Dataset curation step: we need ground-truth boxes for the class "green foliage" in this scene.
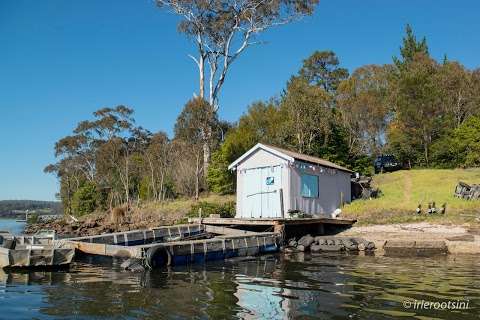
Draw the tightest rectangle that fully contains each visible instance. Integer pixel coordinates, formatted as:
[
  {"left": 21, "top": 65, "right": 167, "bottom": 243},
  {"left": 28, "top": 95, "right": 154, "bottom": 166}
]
[
  {"left": 138, "top": 176, "right": 152, "bottom": 201},
  {"left": 337, "top": 64, "right": 393, "bottom": 156},
  {"left": 350, "top": 155, "right": 375, "bottom": 176},
  {"left": 71, "top": 182, "right": 99, "bottom": 217},
  {"left": 207, "top": 149, "right": 235, "bottom": 194},
  {"left": 299, "top": 50, "right": 349, "bottom": 93},
  {"left": 432, "top": 116, "right": 480, "bottom": 168},
  {"left": 27, "top": 213, "right": 40, "bottom": 224},
  {"left": 385, "top": 122, "right": 418, "bottom": 167},
  {"left": 393, "top": 24, "right": 429, "bottom": 70},
  {"left": 188, "top": 201, "right": 236, "bottom": 218},
  {"left": 393, "top": 53, "right": 441, "bottom": 167},
  {"left": 456, "top": 117, "right": 480, "bottom": 167},
  {"left": 387, "top": 36, "right": 479, "bottom": 169},
  {"left": 174, "top": 97, "right": 218, "bottom": 144},
  {"left": 280, "top": 76, "right": 332, "bottom": 155}
]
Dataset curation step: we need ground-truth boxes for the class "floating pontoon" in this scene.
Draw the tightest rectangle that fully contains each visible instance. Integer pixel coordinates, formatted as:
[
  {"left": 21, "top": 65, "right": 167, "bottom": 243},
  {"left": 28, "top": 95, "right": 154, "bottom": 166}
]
[
  {"left": 64, "top": 224, "right": 280, "bottom": 267},
  {"left": 0, "top": 231, "right": 74, "bottom": 269}
]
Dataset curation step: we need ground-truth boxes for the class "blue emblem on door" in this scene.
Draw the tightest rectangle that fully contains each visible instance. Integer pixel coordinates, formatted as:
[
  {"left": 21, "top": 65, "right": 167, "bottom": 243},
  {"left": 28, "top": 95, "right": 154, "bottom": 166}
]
[{"left": 266, "top": 177, "right": 275, "bottom": 185}]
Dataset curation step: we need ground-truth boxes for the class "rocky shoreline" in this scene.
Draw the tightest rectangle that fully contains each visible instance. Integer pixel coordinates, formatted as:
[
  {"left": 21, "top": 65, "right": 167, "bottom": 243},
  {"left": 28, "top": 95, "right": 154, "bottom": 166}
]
[
  {"left": 25, "top": 211, "right": 180, "bottom": 238},
  {"left": 282, "top": 234, "right": 376, "bottom": 253}
]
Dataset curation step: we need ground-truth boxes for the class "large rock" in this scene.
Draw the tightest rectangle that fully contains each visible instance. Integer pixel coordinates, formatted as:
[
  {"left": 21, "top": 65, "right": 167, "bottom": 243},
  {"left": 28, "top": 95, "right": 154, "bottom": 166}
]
[
  {"left": 316, "top": 237, "right": 327, "bottom": 245},
  {"left": 344, "top": 240, "right": 358, "bottom": 251},
  {"left": 365, "top": 241, "right": 376, "bottom": 251},
  {"left": 288, "top": 239, "right": 298, "bottom": 247},
  {"left": 310, "top": 244, "right": 322, "bottom": 252},
  {"left": 297, "top": 245, "right": 305, "bottom": 252},
  {"left": 298, "top": 234, "right": 315, "bottom": 248}
]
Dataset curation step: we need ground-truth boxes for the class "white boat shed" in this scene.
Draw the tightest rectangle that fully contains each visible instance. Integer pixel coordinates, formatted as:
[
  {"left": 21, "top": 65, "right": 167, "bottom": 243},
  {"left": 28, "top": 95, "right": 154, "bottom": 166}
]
[{"left": 228, "top": 143, "right": 353, "bottom": 219}]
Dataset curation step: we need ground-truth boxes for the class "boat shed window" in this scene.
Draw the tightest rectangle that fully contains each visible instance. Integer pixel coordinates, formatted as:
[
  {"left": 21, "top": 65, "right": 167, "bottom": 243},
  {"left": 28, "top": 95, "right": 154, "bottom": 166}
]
[{"left": 301, "top": 174, "right": 319, "bottom": 198}]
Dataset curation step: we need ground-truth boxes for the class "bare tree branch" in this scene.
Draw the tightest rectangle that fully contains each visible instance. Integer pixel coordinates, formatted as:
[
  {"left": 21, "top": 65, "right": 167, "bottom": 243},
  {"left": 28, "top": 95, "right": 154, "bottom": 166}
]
[{"left": 155, "top": 0, "right": 318, "bottom": 109}]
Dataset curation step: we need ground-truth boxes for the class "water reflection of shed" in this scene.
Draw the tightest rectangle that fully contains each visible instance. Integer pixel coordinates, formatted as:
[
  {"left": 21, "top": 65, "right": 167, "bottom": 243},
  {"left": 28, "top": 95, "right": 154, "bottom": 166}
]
[{"left": 229, "top": 143, "right": 353, "bottom": 219}]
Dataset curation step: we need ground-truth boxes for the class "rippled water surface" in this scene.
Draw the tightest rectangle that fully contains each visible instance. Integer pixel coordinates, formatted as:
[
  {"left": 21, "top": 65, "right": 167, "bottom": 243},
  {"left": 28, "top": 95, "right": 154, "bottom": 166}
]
[
  {"left": 0, "top": 220, "right": 478, "bottom": 320},
  {"left": 0, "top": 218, "right": 26, "bottom": 235}
]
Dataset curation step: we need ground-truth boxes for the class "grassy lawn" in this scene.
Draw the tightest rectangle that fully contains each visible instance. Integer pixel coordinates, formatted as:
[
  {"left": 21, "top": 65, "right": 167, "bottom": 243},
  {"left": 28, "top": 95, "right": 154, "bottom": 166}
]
[{"left": 342, "top": 169, "right": 480, "bottom": 226}]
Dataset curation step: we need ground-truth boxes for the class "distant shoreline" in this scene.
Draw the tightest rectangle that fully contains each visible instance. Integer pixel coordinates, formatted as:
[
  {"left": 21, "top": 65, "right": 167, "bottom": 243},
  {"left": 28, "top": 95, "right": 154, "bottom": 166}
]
[{"left": 0, "top": 213, "right": 27, "bottom": 219}]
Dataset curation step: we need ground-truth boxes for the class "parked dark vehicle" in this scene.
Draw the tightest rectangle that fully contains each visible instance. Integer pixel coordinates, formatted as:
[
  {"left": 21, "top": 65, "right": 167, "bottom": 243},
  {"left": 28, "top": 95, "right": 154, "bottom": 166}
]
[{"left": 374, "top": 155, "right": 402, "bottom": 174}]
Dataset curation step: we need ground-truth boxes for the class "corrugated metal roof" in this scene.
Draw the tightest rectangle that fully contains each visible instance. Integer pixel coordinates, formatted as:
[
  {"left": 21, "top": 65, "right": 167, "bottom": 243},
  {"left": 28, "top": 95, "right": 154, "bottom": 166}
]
[{"left": 262, "top": 144, "right": 353, "bottom": 173}]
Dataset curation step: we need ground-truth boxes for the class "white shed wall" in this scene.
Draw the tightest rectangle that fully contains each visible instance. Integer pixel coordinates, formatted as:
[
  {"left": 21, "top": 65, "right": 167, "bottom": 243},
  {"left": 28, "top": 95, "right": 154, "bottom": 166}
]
[{"left": 288, "top": 162, "right": 351, "bottom": 216}]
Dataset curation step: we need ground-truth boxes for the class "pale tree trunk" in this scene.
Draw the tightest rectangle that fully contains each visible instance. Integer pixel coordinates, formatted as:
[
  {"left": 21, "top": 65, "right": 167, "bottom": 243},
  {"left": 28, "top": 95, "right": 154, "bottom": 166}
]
[
  {"left": 199, "top": 53, "right": 205, "bottom": 99},
  {"left": 195, "top": 152, "right": 201, "bottom": 201},
  {"left": 159, "top": 171, "right": 165, "bottom": 201},
  {"left": 208, "top": 55, "right": 218, "bottom": 109},
  {"left": 146, "top": 154, "right": 158, "bottom": 200},
  {"left": 190, "top": 35, "right": 206, "bottom": 100},
  {"left": 424, "top": 143, "right": 429, "bottom": 167},
  {"left": 423, "top": 126, "right": 430, "bottom": 167},
  {"left": 202, "top": 122, "right": 213, "bottom": 175},
  {"left": 203, "top": 141, "right": 210, "bottom": 175}
]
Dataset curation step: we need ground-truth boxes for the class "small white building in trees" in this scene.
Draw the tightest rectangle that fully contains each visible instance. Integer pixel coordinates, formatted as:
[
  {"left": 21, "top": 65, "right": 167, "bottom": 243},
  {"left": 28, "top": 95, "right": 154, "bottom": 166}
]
[{"left": 228, "top": 143, "right": 353, "bottom": 219}]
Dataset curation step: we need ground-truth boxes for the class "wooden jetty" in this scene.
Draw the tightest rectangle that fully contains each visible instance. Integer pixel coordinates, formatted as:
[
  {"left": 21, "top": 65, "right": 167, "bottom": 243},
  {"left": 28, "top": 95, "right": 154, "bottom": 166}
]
[
  {"left": 189, "top": 217, "right": 357, "bottom": 238},
  {"left": 64, "top": 224, "right": 280, "bottom": 268}
]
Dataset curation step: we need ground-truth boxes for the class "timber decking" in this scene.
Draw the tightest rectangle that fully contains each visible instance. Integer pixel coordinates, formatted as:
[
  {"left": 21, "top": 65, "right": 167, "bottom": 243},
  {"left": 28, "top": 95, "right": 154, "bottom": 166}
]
[{"left": 189, "top": 217, "right": 357, "bottom": 226}]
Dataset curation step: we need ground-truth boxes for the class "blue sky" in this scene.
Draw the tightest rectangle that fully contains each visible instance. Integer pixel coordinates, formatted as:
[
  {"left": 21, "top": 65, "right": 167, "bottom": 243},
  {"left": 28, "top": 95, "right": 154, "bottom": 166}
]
[{"left": 1, "top": 0, "right": 479, "bottom": 201}]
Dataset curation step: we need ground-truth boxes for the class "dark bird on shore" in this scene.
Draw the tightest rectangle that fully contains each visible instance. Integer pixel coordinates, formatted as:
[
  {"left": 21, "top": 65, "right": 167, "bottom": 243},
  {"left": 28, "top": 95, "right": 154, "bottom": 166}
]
[
  {"left": 440, "top": 203, "right": 446, "bottom": 214},
  {"left": 416, "top": 204, "right": 422, "bottom": 214},
  {"left": 431, "top": 201, "right": 437, "bottom": 214},
  {"left": 427, "top": 202, "right": 433, "bottom": 214}
]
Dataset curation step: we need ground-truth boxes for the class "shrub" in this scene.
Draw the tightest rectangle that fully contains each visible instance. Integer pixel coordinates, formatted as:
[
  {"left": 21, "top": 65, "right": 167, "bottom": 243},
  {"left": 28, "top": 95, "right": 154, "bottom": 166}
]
[
  {"left": 431, "top": 116, "right": 480, "bottom": 168},
  {"left": 27, "top": 213, "right": 39, "bottom": 224},
  {"left": 71, "top": 182, "right": 99, "bottom": 217},
  {"left": 206, "top": 150, "right": 235, "bottom": 194},
  {"left": 188, "top": 201, "right": 236, "bottom": 218}
]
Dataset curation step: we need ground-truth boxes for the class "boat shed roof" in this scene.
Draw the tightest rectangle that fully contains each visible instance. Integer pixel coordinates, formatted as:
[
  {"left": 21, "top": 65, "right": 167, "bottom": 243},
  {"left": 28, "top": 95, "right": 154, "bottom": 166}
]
[{"left": 228, "top": 143, "right": 353, "bottom": 173}]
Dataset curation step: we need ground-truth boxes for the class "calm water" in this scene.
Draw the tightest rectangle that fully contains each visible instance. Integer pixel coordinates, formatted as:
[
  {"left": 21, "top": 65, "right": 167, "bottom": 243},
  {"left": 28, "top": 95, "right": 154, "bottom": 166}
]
[
  {"left": 0, "top": 220, "right": 478, "bottom": 320},
  {"left": 0, "top": 218, "right": 26, "bottom": 235}
]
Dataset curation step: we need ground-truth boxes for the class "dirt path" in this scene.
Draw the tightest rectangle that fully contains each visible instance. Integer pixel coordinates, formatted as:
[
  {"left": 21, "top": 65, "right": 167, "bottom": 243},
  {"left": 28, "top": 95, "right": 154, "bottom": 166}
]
[{"left": 403, "top": 171, "right": 412, "bottom": 204}]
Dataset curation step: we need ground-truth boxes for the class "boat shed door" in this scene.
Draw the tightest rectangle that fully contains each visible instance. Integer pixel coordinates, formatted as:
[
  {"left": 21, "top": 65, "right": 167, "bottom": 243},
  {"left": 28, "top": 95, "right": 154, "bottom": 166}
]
[{"left": 243, "top": 166, "right": 282, "bottom": 218}]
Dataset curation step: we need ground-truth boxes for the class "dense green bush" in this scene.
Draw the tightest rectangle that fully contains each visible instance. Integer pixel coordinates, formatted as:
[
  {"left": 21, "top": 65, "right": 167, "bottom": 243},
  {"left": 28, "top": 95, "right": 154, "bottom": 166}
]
[
  {"left": 27, "top": 213, "right": 39, "bottom": 224},
  {"left": 207, "top": 150, "right": 235, "bottom": 194},
  {"left": 188, "top": 201, "right": 236, "bottom": 218},
  {"left": 431, "top": 116, "right": 480, "bottom": 168},
  {"left": 71, "top": 182, "right": 99, "bottom": 217}
]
